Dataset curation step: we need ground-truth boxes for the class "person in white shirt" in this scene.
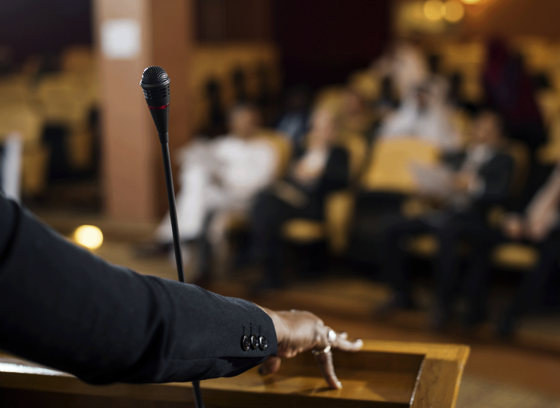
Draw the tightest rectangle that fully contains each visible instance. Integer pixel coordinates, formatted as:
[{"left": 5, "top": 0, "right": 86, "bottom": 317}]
[
  {"left": 140, "top": 104, "right": 278, "bottom": 277},
  {"left": 378, "top": 81, "right": 461, "bottom": 152}
]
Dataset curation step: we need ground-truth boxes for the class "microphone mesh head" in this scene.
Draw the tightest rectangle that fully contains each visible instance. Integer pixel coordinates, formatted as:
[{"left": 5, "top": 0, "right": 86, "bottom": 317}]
[{"left": 141, "top": 66, "right": 169, "bottom": 85}]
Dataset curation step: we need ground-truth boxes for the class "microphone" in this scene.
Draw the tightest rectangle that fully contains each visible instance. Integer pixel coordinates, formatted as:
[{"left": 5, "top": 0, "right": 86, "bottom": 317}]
[
  {"left": 140, "top": 66, "right": 205, "bottom": 408},
  {"left": 140, "top": 66, "right": 171, "bottom": 143}
]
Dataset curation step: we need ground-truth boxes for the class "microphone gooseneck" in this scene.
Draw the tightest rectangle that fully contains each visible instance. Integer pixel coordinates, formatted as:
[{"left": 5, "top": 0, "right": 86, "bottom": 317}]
[{"left": 141, "top": 66, "right": 204, "bottom": 408}]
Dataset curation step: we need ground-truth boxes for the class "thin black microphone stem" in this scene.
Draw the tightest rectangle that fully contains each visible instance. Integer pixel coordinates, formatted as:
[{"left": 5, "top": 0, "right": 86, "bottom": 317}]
[
  {"left": 160, "top": 141, "right": 185, "bottom": 283},
  {"left": 159, "top": 140, "right": 204, "bottom": 408}
]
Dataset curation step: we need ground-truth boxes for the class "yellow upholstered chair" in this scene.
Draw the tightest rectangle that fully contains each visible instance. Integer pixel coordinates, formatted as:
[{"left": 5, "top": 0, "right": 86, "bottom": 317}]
[
  {"left": 0, "top": 103, "right": 49, "bottom": 195},
  {"left": 0, "top": 75, "right": 34, "bottom": 105},
  {"left": 61, "top": 46, "right": 94, "bottom": 73},
  {"left": 538, "top": 115, "right": 560, "bottom": 164},
  {"left": 35, "top": 72, "right": 96, "bottom": 169},
  {"left": 360, "top": 137, "right": 441, "bottom": 194},
  {"left": 257, "top": 129, "right": 293, "bottom": 179}
]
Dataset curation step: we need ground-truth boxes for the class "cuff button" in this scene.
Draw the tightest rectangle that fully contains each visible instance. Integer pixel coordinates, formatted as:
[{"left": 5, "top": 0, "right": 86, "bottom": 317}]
[
  {"left": 258, "top": 335, "right": 268, "bottom": 351},
  {"left": 250, "top": 334, "right": 258, "bottom": 350},
  {"left": 241, "top": 335, "right": 251, "bottom": 351}
]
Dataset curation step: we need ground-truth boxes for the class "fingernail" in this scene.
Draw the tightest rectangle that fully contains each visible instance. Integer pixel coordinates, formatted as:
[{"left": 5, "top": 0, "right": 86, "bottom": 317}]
[{"left": 337, "top": 381, "right": 343, "bottom": 389}]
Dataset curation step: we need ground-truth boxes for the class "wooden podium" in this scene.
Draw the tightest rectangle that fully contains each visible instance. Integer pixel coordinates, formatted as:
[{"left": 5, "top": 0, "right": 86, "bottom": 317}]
[{"left": 0, "top": 340, "right": 469, "bottom": 408}]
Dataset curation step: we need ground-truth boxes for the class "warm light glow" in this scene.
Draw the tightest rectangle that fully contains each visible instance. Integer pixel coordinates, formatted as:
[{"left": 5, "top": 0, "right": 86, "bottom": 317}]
[
  {"left": 461, "top": 0, "right": 482, "bottom": 4},
  {"left": 74, "top": 225, "right": 103, "bottom": 250},
  {"left": 423, "top": 0, "right": 445, "bottom": 21},
  {"left": 412, "top": 1, "right": 425, "bottom": 21},
  {"left": 443, "top": 0, "right": 465, "bottom": 22}
]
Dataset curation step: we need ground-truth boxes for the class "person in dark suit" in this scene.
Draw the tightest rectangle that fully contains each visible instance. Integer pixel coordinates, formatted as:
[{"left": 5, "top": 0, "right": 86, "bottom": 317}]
[
  {"left": 0, "top": 194, "right": 362, "bottom": 388},
  {"left": 376, "top": 109, "right": 515, "bottom": 329},
  {"left": 251, "top": 106, "right": 350, "bottom": 290},
  {"left": 493, "top": 164, "right": 560, "bottom": 337}
]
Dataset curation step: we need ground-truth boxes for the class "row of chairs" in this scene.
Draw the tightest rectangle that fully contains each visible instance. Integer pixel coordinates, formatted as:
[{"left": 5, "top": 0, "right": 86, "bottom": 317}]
[{"left": 0, "top": 46, "right": 97, "bottom": 195}]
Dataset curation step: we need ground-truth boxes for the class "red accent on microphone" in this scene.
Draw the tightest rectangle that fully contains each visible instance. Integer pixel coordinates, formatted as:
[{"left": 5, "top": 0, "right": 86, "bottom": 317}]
[{"left": 148, "top": 103, "right": 170, "bottom": 110}]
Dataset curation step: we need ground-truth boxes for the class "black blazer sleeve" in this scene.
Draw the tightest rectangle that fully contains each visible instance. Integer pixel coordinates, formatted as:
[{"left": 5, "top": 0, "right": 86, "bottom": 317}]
[
  {"left": 316, "top": 146, "right": 350, "bottom": 195},
  {"left": 0, "top": 195, "right": 277, "bottom": 385},
  {"left": 475, "top": 153, "right": 515, "bottom": 204}
]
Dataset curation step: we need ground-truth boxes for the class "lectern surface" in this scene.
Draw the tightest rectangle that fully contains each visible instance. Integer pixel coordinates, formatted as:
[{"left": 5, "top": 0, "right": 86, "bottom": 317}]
[{"left": 0, "top": 340, "right": 469, "bottom": 408}]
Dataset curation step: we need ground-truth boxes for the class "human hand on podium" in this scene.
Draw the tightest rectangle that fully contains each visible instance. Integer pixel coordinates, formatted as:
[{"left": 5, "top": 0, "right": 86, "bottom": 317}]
[{"left": 260, "top": 308, "right": 363, "bottom": 389}]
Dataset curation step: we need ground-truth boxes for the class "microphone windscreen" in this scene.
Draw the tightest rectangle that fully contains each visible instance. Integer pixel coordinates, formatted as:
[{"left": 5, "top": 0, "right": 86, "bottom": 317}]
[{"left": 141, "top": 66, "right": 169, "bottom": 86}]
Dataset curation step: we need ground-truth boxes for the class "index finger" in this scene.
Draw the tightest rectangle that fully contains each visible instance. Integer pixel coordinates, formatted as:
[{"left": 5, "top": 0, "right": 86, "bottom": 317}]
[{"left": 314, "top": 350, "right": 342, "bottom": 389}]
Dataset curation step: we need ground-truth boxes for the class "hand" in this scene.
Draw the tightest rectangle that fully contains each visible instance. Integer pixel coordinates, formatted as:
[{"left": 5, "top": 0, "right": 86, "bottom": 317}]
[
  {"left": 292, "top": 161, "right": 321, "bottom": 184},
  {"left": 502, "top": 214, "right": 524, "bottom": 240},
  {"left": 454, "top": 172, "right": 475, "bottom": 192},
  {"left": 526, "top": 218, "right": 549, "bottom": 242},
  {"left": 260, "top": 308, "right": 363, "bottom": 389}
]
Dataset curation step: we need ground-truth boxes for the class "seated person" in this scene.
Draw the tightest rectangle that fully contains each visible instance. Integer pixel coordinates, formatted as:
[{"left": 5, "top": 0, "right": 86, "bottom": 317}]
[
  {"left": 140, "top": 104, "right": 278, "bottom": 270},
  {"left": 250, "top": 106, "right": 350, "bottom": 290},
  {"left": 377, "top": 80, "right": 461, "bottom": 152},
  {"left": 376, "top": 109, "right": 514, "bottom": 329},
  {"left": 494, "top": 164, "right": 560, "bottom": 337},
  {"left": 340, "top": 88, "right": 376, "bottom": 142}
]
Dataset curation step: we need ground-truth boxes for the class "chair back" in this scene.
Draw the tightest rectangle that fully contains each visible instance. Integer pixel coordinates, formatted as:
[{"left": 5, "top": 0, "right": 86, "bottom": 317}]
[{"left": 360, "top": 137, "right": 440, "bottom": 194}]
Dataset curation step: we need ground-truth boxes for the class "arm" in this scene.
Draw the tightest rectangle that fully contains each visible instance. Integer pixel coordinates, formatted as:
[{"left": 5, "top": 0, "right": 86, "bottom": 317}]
[
  {"left": 0, "top": 195, "right": 277, "bottom": 385},
  {"left": 475, "top": 154, "right": 515, "bottom": 203},
  {"left": 316, "top": 147, "right": 350, "bottom": 194}
]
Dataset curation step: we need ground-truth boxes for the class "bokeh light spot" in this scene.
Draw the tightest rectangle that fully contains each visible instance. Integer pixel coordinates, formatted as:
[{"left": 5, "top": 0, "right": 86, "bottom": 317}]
[
  {"left": 74, "top": 225, "right": 103, "bottom": 250},
  {"left": 424, "top": 0, "right": 445, "bottom": 21},
  {"left": 444, "top": 0, "right": 465, "bottom": 22}
]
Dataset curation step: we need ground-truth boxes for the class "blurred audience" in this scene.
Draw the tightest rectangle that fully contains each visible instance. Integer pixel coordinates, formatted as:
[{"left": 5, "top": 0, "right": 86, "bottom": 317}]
[
  {"left": 139, "top": 104, "right": 278, "bottom": 276},
  {"left": 375, "top": 109, "right": 514, "bottom": 330},
  {"left": 250, "top": 106, "right": 350, "bottom": 291},
  {"left": 482, "top": 39, "right": 547, "bottom": 153},
  {"left": 6, "top": 30, "right": 558, "bottom": 341}
]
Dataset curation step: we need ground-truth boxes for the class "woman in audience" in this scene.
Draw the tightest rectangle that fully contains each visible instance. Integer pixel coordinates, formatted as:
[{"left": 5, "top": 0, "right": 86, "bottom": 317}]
[
  {"left": 250, "top": 106, "right": 350, "bottom": 291},
  {"left": 375, "top": 109, "right": 514, "bottom": 329}
]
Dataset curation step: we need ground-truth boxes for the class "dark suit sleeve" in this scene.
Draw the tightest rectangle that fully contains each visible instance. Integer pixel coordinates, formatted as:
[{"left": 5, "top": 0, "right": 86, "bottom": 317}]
[
  {"left": 316, "top": 147, "right": 350, "bottom": 194},
  {"left": 0, "top": 195, "right": 277, "bottom": 385},
  {"left": 476, "top": 153, "right": 515, "bottom": 203}
]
